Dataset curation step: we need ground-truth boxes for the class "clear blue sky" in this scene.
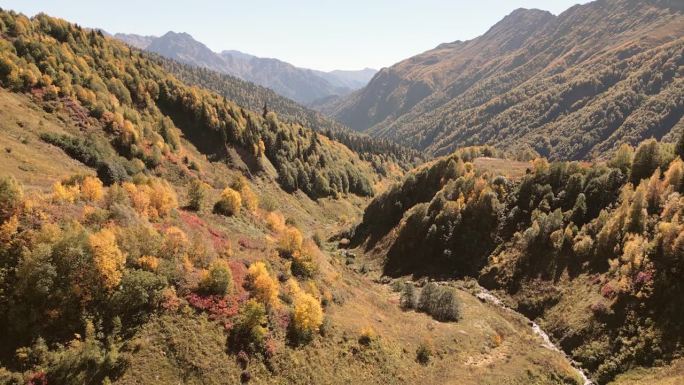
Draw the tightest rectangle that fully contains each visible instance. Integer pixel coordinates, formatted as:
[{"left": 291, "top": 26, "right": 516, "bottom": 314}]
[{"left": 0, "top": 0, "right": 590, "bottom": 71}]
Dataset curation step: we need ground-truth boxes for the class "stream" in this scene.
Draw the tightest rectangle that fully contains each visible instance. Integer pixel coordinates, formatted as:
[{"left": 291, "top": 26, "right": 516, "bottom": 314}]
[{"left": 474, "top": 287, "right": 594, "bottom": 385}]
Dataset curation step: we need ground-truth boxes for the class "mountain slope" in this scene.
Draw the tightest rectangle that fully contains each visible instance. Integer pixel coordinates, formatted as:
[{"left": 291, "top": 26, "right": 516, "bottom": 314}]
[
  {"left": 116, "top": 32, "right": 377, "bottom": 104},
  {"left": 349, "top": 140, "right": 684, "bottom": 384},
  {"left": 112, "top": 32, "right": 155, "bottom": 49},
  {"left": 154, "top": 57, "right": 423, "bottom": 175},
  {"left": 329, "top": 0, "right": 684, "bottom": 160}
]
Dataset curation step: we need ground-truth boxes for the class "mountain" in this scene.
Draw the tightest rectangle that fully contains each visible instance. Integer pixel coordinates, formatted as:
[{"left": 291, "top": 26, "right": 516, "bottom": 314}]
[
  {"left": 115, "top": 31, "right": 377, "bottom": 104},
  {"left": 313, "top": 67, "right": 377, "bottom": 90},
  {"left": 328, "top": 0, "right": 684, "bottom": 161},
  {"left": 112, "top": 32, "right": 155, "bottom": 49}
]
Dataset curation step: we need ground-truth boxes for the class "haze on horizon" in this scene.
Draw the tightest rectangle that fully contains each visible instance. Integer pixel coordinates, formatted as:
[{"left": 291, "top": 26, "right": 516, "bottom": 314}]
[{"left": 0, "top": 0, "right": 590, "bottom": 71}]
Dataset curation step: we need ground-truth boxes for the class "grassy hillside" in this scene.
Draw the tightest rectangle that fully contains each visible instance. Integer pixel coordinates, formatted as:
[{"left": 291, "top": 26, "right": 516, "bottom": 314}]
[
  {"left": 328, "top": 0, "right": 684, "bottom": 161},
  {"left": 349, "top": 138, "right": 684, "bottom": 383},
  {"left": 0, "top": 9, "right": 381, "bottom": 199}
]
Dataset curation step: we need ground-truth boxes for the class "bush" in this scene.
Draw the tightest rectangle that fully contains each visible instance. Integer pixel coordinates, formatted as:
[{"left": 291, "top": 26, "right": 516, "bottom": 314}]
[
  {"left": 136, "top": 255, "right": 160, "bottom": 272},
  {"left": 417, "top": 283, "right": 461, "bottom": 322},
  {"left": 400, "top": 282, "right": 417, "bottom": 310},
  {"left": 80, "top": 176, "right": 104, "bottom": 202},
  {"left": 199, "top": 259, "right": 233, "bottom": 295},
  {"left": 432, "top": 288, "right": 461, "bottom": 322},
  {"left": 88, "top": 228, "right": 126, "bottom": 291},
  {"left": 416, "top": 340, "right": 433, "bottom": 365},
  {"left": 147, "top": 180, "right": 178, "bottom": 219},
  {"left": 246, "top": 262, "right": 279, "bottom": 308},
  {"left": 214, "top": 187, "right": 241, "bottom": 216},
  {"left": 187, "top": 178, "right": 208, "bottom": 211},
  {"left": 230, "top": 299, "right": 268, "bottom": 353},
  {"left": 113, "top": 270, "right": 167, "bottom": 325},
  {"left": 418, "top": 282, "right": 439, "bottom": 313},
  {"left": 240, "top": 184, "right": 259, "bottom": 214},
  {"left": 40, "top": 133, "right": 128, "bottom": 185},
  {"left": 290, "top": 290, "right": 323, "bottom": 344},
  {"left": 0, "top": 175, "right": 23, "bottom": 220},
  {"left": 278, "top": 226, "right": 303, "bottom": 258},
  {"left": 52, "top": 181, "right": 80, "bottom": 203},
  {"left": 358, "top": 327, "right": 376, "bottom": 346},
  {"left": 266, "top": 211, "right": 286, "bottom": 233},
  {"left": 290, "top": 253, "right": 316, "bottom": 279}
]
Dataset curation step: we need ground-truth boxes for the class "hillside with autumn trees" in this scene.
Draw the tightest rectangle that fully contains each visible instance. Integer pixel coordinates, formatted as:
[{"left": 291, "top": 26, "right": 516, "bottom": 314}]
[
  {"left": 1, "top": 4, "right": 683, "bottom": 385},
  {"left": 349, "top": 138, "right": 684, "bottom": 384},
  {"left": 0, "top": 8, "right": 600, "bottom": 385}
]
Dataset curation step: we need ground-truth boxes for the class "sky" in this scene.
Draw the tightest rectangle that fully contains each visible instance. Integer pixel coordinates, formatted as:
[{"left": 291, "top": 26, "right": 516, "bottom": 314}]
[{"left": 0, "top": 0, "right": 591, "bottom": 72}]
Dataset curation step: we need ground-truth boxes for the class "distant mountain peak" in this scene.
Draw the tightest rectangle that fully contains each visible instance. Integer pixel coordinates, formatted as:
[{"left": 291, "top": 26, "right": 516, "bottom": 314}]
[
  {"left": 113, "top": 32, "right": 377, "bottom": 104},
  {"left": 160, "top": 31, "right": 195, "bottom": 40}
]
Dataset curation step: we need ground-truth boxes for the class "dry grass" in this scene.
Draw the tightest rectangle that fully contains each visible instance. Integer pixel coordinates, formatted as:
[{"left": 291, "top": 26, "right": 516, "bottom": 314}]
[
  {"left": 608, "top": 359, "right": 684, "bottom": 385},
  {"left": 473, "top": 157, "right": 530, "bottom": 179},
  {"left": 0, "top": 90, "right": 93, "bottom": 191},
  {"left": 324, "top": 260, "right": 582, "bottom": 385}
]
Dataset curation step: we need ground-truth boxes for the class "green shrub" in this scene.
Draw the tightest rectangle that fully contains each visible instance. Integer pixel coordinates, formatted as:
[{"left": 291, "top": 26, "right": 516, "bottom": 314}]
[
  {"left": 399, "top": 283, "right": 416, "bottom": 310},
  {"left": 416, "top": 341, "right": 432, "bottom": 365},
  {"left": 40, "top": 133, "right": 128, "bottom": 185},
  {"left": 229, "top": 299, "right": 268, "bottom": 353},
  {"left": 199, "top": 260, "right": 233, "bottom": 295},
  {"left": 417, "top": 283, "right": 461, "bottom": 322},
  {"left": 187, "top": 178, "right": 208, "bottom": 211},
  {"left": 0, "top": 175, "right": 22, "bottom": 220},
  {"left": 112, "top": 270, "right": 167, "bottom": 326}
]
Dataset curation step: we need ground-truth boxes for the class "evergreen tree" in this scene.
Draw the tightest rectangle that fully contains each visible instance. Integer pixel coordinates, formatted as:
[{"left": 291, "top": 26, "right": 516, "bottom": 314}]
[
  {"left": 630, "top": 139, "right": 661, "bottom": 184},
  {"left": 676, "top": 132, "right": 684, "bottom": 160},
  {"left": 400, "top": 283, "right": 417, "bottom": 310}
]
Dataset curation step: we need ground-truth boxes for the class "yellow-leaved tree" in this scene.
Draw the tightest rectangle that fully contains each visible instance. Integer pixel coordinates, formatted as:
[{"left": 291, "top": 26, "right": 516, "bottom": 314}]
[
  {"left": 148, "top": 180, "right": 178, "bottom": 219},
  {"left": 52, "top": 181, "right": 80, "bottom": 203},
  {"left": 279, "top": 226, "right": 303, "bottom": 258},
  {"left": 88, "top": 228, "right": 126, "bottom": 291},
  {"left": 214, "top": 187, "right": 241, "bottom": 216},
  {"left": 247, "top": 261, "right": 279, "bottom": 308},
  {"left": 290, "top": 281, "right": 323, "bottom": 341},
  {"left": 80, "top": 176, "right": 104, "bottom": 202},
  {"left": 240, "top": 184, "right": 259, "bottom": 214}
]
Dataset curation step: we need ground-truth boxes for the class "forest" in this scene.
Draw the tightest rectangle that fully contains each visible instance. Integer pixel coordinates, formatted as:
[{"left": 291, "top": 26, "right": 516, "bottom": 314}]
[{"left": 351, "top": 137, "right": 684, "bottom": 383}]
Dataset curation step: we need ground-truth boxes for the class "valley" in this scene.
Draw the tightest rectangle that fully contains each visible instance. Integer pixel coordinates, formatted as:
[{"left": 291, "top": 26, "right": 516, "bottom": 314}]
[{"left": 0, "top": 1, "right": 683, "bottom": 385}]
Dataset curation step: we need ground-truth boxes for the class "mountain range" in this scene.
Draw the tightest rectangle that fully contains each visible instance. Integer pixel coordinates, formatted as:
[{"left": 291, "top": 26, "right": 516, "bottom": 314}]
[
  {"left": 114, "top": 31, "right": 376, "bottom": 104},
  {"left": 324, "top": 0, "right": 684, "bottom": 160}
]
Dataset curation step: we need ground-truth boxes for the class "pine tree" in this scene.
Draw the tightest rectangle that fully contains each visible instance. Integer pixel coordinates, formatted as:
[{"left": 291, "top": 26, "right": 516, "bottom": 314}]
[
  {"left": 631, "top": 139, "right": 660, "bottom": 184},
  {"left": 400, "top": 282, "right": 417, "bottom": 310},
  {"left": 676, "top": 132, "right": 684, "bottom": 160}
]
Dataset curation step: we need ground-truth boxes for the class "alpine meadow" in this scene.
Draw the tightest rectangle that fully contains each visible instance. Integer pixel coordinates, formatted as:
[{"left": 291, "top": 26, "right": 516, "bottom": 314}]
[{"left": 0, "top": 1, "right": 682, "bottom": 385}]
